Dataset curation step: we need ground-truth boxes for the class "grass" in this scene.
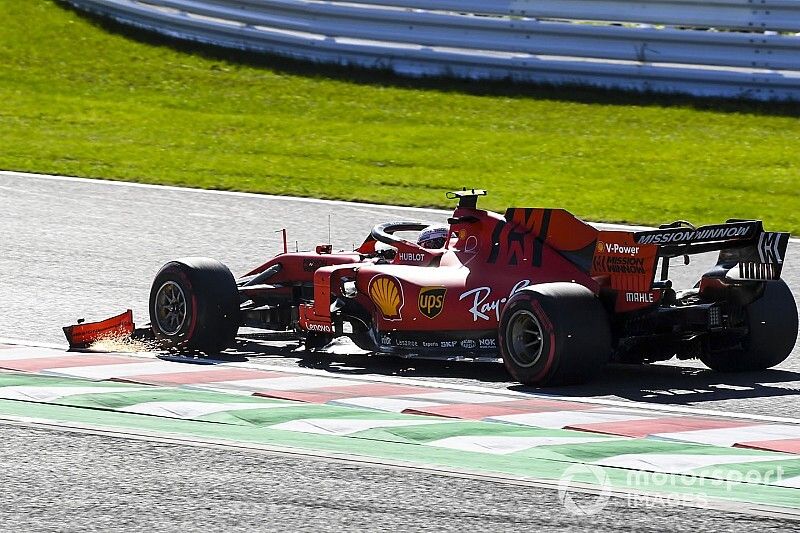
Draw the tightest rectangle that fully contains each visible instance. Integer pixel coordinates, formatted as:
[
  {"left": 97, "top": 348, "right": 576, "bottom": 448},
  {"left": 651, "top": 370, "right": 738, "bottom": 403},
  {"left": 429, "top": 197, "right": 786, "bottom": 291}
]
[{"left": 1, "top": 1, "right": 799, "bottom": 231}]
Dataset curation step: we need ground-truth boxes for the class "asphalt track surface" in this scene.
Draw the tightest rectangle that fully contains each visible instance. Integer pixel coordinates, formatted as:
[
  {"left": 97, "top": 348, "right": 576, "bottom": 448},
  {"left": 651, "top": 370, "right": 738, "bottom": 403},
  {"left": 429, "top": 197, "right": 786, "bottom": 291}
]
[
  {"left": 2, "top": 424, "right": 793, "bottom": 532},
  {"left": 1, "top": 171, "right": 799, "bottom": 529}
]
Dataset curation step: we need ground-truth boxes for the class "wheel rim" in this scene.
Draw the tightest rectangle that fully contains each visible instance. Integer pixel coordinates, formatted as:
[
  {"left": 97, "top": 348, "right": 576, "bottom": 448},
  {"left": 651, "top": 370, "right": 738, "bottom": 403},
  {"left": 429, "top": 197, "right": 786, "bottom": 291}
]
[
  {"left": 155, "top": 281, "right": 187, "bottom": 335},
  {"left": 506, "top": 309, "right": 544, "bottom": 368}
]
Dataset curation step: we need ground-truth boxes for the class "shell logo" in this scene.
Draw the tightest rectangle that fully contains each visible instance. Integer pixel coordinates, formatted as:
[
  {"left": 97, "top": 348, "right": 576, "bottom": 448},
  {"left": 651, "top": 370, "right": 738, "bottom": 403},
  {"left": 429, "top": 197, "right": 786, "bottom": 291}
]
[
  {"left": 368, "top": 275, "right": 404, "bottom": 320},
  {"left": 595, "top": 241, "right": 605, "bottom": 253}
]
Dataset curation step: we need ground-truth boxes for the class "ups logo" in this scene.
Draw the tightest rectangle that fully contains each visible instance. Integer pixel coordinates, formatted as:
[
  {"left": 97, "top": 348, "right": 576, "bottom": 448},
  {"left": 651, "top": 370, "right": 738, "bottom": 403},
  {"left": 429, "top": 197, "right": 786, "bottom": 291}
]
[{"left": 418, "top": 287, "right": 446, "bottom": 319}]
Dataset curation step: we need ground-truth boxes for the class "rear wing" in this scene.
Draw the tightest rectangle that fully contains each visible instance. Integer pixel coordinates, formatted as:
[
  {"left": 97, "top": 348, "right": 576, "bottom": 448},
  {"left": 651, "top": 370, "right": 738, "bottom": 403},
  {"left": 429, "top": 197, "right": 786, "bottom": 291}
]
[{"left": 634, "top": 220, "right": 790, "bottom": 282}]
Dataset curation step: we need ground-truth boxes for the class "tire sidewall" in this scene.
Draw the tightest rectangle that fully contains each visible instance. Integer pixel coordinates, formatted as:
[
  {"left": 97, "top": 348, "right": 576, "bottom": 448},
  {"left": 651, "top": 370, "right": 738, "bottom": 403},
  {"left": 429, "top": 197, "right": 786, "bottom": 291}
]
[
  {"left": 499, "top": 283, "right": 611, "bottom": 386},
  {"left": 499, "top": 291, "right": 559, "bottom": 385},
  {"left": 149, "top": 263, "right": 199, "bottom": 349},
  {"left": 702, "top": 280, "right": 798, "bottom": 371},
  {"left": 744, "top": 280, "right": 798, "bottom": 366},
  {"left": 149, "top": 258, "right": 239, "bottom": 353}
]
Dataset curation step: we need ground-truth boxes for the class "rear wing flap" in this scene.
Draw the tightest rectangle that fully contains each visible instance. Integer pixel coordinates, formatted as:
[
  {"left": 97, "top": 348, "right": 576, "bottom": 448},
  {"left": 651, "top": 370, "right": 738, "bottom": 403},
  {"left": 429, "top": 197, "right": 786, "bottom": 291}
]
[{"left": 634, "top": 220, "right": 790, "bottom": 282}]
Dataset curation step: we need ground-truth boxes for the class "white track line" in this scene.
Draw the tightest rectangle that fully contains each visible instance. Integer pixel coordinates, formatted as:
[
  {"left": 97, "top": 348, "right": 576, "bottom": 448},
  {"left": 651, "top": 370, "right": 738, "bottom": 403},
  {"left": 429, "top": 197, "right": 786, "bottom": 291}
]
[
  {"left": 0, "top": 170, "right": 449, "bottom": 215},
  {"left": 0, "top": 346, "right": 80, "bottom": 360},
  {"left": 8, "top": 169, "right": 784, "bottom": 238},
  {"left": 0, "top": 338, "right": 132, "bottom": 352},
  {"left": 270, "top": 418, "right": 451, "bottom": 436},
  {"left": 209, "top": 375, "right": 363, "bottom": 391},
  {"left": 41, "top": 360, "right": 224, "bottom": 380},
  {"left": 0, "top": 414, "right": 796, "bottom": 519},
  {"left": 398, "top": 391, "right": 517, "bottom": 404},
  {"left": 653, "top": 425, "right": 800, "bottom": 447},
  {"left": 2, "top": 338, "right": 799, "bottom": 426},
  {"left": 0, "top": 385, "right": 152, "bottom": 402},
  {"left": 487, "top": 408, "right": 660, "bottom": 429},
  {"left": 595, "top": 453, "right": 792, "bottom": 473},
  {"left": 330, "top": 391, "right": 515, "bottom": 412},
  {"left": 329, "top": 396, "right": 449, "bottom": 412},
  {"left": 428, "top": 435, "right": 625, "bottom": 455},
  {"left": 227, "top": 364, "right": 800, "bottom": 425},
  {"left": 776, "top": 475, "right": 800, "bottom": 489},
  {"left": 118, "top": 401, "right": 295, "bottom": 418}
]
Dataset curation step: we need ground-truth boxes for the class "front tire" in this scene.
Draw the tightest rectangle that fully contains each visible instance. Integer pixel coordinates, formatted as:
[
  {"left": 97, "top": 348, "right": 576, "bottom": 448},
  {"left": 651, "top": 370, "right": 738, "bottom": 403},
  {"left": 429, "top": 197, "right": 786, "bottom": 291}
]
[
  {"left": 149, "top": 257, "right": 239, "bottom": 354},
  {"left": 499, "top": 283, "right": 611, "bottom": 386},
  {"left": 700, "top": 280, "right": 798, "bottom": 372},
  {"left": 304, "top": 332, "right": 333, "bottom": 352}
]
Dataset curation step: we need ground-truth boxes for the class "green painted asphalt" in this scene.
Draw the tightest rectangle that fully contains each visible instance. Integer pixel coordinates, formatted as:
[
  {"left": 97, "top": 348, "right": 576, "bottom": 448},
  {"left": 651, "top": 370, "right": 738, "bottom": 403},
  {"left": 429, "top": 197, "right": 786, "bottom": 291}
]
[{"left": 0, "top": 371, "right": 798, "bottom": 510}]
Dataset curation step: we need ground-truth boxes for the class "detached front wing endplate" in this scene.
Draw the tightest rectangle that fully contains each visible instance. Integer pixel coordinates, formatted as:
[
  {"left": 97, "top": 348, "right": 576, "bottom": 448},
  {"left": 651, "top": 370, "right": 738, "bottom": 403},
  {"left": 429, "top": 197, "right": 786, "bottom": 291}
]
[{"left": 63, "top": 309, "right": 135, "bottom": 350}]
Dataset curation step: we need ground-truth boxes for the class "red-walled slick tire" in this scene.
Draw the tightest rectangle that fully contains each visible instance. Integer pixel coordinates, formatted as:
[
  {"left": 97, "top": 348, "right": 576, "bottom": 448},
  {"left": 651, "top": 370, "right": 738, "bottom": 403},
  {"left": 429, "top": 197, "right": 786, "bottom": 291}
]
[
  {"left": 149, "top": 257, "right": 239, "bottom": 354},
  {"left": 700, "top": 280, "right": 798, "bottom": 372},
  {"left": 499, "top": 283, "right": 611, "bottom": 386}
]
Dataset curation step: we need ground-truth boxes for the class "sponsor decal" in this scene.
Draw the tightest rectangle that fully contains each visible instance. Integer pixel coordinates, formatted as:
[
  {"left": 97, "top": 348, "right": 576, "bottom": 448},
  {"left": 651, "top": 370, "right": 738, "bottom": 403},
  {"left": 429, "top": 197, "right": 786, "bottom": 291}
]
[
  {"left": 441, "top": 340, "right": 457, "bottom": 348},
  {"left": 459, "top": 280, "right": 531, "bottom": 322},
  {"left": 464, "top": 235, "right": 479, "bottom": 254},
  {"left": 487, "top": 221, "right": 540, "bottom": 266},
  {"left": 368, "top": 275, "right": 404, "bottom": 320},
  {"left": 396, "top": 339, "right": 418, "bottom": 347},
  {"left": 595, "top": 241, "right": 605, "bottom": 253},
  {"left": 504, "top": 207, "right": 553, "bottom": 237},
  {"left": 460, "top": 339, "right": 477, "bottom": 349},
  {"left": 418, "top": 287, "right": 446, "bottom": 319},
  {"left": 625, "top": 292, "right": 654, "bottom": 303},
  {"left": 757, "top": 232, "right": 783, "bottom": 264},
  {"left": 306, "top": 323, "right": 332, "bottom": 333},
  {"left": 593, "top": 256, "right": 646, "bottom": 274},
  {"left": 603, "top": 243, "right": 639, "bottom": 255},
  {"left": 380, "top": 335, "right": 392, "bottom": 346},
  {"left": 479, "top": 338, "right": 497, "bottom": 349},
  {"left": 398, "top": 252, "right": 426, "bottom": 262},
  {"left": 303, "top": 259, "right": 328, "bottom": 272},
  {"left": 422, "top": 341, "right": 439, "bottom": 348},
  {"left": 635, "top": 224, "right": 753, "bottom": 245}
]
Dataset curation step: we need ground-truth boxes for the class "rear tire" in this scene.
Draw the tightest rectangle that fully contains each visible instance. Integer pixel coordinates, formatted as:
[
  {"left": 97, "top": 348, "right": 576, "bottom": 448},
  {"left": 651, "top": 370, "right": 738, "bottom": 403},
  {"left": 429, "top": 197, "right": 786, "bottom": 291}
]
[
  {"left": 700, "top": 280, "right": 798, "bottom": 372},
  {"left": 149, "top": 257, "right": 240, "bottom": 354},
  {"left": 499, "top": 283, "right": 611, "bottom": 386}
]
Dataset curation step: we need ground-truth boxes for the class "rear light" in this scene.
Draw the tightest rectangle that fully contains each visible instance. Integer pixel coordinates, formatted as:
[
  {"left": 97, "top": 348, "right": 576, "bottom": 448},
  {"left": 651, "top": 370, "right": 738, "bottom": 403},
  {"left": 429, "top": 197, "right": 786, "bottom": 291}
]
[{"left": 708, "top": 306, "right": 722, "bottom": 328}]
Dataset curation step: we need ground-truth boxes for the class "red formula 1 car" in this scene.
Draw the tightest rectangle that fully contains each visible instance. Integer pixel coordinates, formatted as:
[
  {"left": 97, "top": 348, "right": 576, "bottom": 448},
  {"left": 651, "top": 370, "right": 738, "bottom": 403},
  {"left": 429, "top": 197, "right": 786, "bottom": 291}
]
[{"left": 89, "top": 189, "right": 799, "bottom": 386}]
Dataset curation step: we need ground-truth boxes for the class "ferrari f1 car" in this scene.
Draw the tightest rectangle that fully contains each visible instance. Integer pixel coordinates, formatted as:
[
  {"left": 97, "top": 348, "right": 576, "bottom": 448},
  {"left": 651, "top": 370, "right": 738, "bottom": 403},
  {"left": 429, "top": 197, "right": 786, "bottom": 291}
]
[{"left": 78, "top": 189, "right": 799, "bottom": 386}]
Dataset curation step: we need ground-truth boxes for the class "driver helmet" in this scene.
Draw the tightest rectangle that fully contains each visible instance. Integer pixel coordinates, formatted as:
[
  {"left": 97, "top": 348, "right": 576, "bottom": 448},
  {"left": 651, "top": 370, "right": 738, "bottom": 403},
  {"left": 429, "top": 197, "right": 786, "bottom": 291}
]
[{"left": 417, "top": 224, "right": 449, "bottom": 249}]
